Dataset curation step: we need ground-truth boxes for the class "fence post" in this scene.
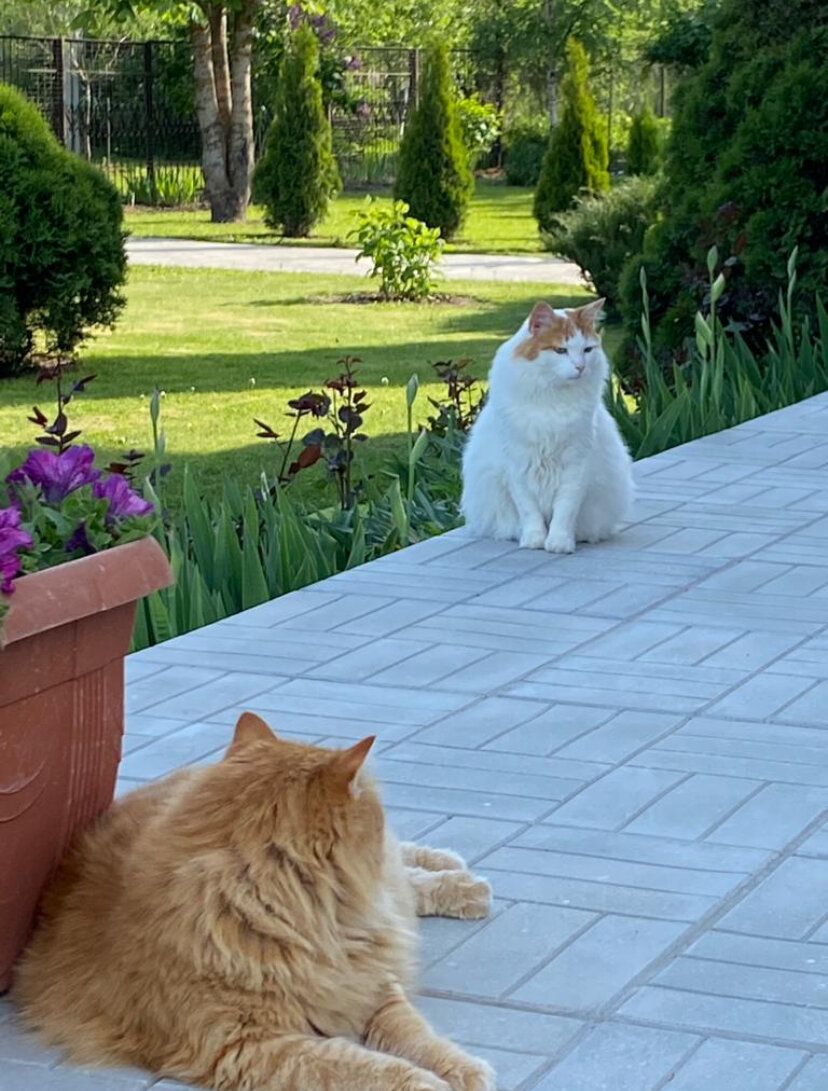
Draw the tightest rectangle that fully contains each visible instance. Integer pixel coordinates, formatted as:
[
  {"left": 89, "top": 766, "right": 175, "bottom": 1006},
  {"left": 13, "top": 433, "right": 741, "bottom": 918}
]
[
  {"left": 143, "top": 40, "right": 156, "bottom": 200},
  {"left": 52, "top": 38, "right": 66, "bottom": 146},
  {"left": 408, "top": 47, "right": 419, "bottom": 112}
]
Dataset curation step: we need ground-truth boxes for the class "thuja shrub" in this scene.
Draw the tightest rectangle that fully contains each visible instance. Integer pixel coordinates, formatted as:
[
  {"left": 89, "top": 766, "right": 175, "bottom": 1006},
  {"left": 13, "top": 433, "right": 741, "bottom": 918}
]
[
  {"left": 0, "top": 84, "right": 126, "bottom": 378},
  {"left": 394, "top": 41, "right": 473, "bottom": 240},
  {"left": 254, "top": 24, "right": 340, "bottom": 237},
  {"left": 533, "top": 39, "right": 609, "bottom": 232}
]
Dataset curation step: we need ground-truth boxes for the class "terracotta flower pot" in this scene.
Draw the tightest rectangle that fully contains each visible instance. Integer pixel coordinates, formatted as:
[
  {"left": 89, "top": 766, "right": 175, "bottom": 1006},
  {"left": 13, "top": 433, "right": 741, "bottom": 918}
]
[{"left": 0, "top": 536, "right": 173, "bottom": 992}]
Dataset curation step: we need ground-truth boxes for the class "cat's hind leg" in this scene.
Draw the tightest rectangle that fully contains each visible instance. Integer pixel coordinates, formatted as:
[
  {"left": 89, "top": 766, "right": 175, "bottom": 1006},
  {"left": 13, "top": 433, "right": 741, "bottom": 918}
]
[
  {"left": 207, "top": 1031, "right": 449, "bottom": 1091},
  {"left": 407, "top": 866, "right": 491, "bottom": 920},
  {"left": 366, "top": 983, "right": 496, "bottom": 1091},
  {"left": 400, "top": 842, "right": 466, "bottom": 871}
]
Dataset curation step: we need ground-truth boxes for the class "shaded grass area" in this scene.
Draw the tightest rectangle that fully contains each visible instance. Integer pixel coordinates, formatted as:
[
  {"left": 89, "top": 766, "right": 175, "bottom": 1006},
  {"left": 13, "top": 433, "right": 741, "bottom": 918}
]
[
  {"left": 0, "top": 266, "right": 608, "bottom": 509},
  {"left": 125, "top": 178, "right": 541, "bottom": 255}
]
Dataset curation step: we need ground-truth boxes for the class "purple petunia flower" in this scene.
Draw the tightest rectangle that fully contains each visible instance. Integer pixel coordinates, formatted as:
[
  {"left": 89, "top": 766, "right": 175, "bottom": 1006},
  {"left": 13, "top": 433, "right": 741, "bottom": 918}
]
[
  {"left": 7, "top": 444, "right": 100, "bottom": 505},
  {"left": 65, "top": 521, "right": 93, "bottom": 556},
  {"left": 0, "top": 505, "right": 34, "bottom": 595},
  {"left": 346, "top": 53, "right": 362, "bottom": 71},
  {"left": 93, "top": 474, "right": 154, "bottom": 522}
]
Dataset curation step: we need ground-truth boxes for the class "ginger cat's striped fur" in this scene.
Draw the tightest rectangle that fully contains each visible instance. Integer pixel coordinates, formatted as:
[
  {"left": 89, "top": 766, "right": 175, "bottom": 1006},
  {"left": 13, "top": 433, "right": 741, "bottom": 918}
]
[{"left": 15, "top": 714, "right": 495, "bottom": 1091}]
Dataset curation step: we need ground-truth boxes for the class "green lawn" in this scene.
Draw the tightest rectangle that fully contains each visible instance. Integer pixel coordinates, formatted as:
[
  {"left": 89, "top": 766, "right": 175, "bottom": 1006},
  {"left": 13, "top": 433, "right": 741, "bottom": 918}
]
[
  {"left": 125, "top": 179, "right": 541, "bottom": 255},
  {"left": 0, "top": 266, "right": 604, "bottom": 509}
]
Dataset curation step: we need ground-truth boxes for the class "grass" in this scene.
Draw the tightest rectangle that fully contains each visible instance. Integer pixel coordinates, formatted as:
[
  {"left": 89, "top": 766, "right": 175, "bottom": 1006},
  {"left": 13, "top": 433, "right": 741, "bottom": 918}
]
[
  {"left": 0, "top": 266, "right": 604, "bottom": 509},
  {"left": 124, "top": 178, "right": 541, "bottom": 255}
]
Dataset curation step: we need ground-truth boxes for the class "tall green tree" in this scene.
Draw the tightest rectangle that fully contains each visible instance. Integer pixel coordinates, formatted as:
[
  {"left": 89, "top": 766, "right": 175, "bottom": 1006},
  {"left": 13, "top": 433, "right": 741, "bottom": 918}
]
[
  {"left": 534, "top": 38, "right": 609, "bottom": 231},
  {"left": 620, "top": 0, "right": 828, "bottom": 358},
  {"left": 394, "top": 41, "right": 473, "bottom": 240},
  {"left": 626, "top": 105, "right": 660, "bottom": 174},
  {"left": 254, "top": 23, "right": 339, "bottom": 237}
]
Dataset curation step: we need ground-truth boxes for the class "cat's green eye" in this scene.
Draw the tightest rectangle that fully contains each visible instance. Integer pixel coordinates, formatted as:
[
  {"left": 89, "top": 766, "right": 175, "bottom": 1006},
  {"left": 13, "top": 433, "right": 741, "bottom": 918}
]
[{"left": 553, "top": 347, "right": 567, "bottom": 355}]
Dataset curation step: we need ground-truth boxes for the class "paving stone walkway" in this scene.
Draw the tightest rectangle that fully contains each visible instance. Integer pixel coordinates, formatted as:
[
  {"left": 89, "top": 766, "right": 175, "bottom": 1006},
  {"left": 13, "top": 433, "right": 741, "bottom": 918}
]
[
  {"left": 126, "top": 236, "right": 583, "bottom": 284},
  {"left": 4, "top": 393, "right": 828, "bottom": 1090}
]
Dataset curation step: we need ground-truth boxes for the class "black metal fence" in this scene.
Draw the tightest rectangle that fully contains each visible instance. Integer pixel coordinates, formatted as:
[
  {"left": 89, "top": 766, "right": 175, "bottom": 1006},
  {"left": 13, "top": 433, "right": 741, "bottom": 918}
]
[{"left": 0, "top": 34, "right": 497, "bottom": 200}]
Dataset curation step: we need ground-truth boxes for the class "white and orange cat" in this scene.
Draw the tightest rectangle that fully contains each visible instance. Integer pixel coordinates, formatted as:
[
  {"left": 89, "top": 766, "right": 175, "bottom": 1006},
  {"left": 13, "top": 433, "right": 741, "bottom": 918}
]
[
  {"left": 15, "top": 714, "right": 495, "bottom": 1091},
  {"left": 461, "top": 298, "right": 633, "bottom": 553}
]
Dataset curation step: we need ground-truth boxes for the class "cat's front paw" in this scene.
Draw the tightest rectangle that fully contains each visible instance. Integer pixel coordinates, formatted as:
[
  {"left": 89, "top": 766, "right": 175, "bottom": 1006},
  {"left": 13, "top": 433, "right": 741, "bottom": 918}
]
[
  {"left": 544, "top": 527, "right": 576, "bottom": 554},
  {"left": 518, "top": 526, "right": 546, "bottom": 550},
  {"left": 402, "top": 1072, "right": 452, "bottom": 1091},
  {"left": 440, "top": 1054, "right": 497, "bottom": 1091},
  {"left": 444, "top": 872, "right": 492, "bottom": 919}
]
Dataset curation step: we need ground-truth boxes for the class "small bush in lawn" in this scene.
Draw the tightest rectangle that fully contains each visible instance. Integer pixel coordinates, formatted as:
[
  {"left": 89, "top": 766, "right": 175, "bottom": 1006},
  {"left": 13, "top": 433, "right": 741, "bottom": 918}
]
[
  {"left": 0, "top": 83, "right": 126, "bottom": 378},
  {"left": 503, "top": 124, "right": 547, "bottom": 186},
  {"left": 456, "top": 95, "right": 501, "bottom": 167},
  {"left": 534, "top": 39, "right": 610, "bottom": 232},
  {"left": 254, "top": 24, "right": 340, "bottom": 237},
  {"left": 349, "top": 199, "right": 443, "bottom": 301},
  {"left": 544, "top": 175, "right": 659, "bottom": 313},
  {"left": 626, "top": 106, "right": 661, "bottom": 176},
  {"left": 394, "top": 41, "right": 473, "bottom": 240}
]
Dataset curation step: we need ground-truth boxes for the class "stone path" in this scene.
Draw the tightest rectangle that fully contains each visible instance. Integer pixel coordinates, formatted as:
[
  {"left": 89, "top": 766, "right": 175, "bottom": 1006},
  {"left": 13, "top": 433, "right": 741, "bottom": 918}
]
[
  {"left": 126, "top": 236, "right": 584, "bottom": 284},
  {"left": 4, "top": 393, "right": 828, "bottom": 1090}
]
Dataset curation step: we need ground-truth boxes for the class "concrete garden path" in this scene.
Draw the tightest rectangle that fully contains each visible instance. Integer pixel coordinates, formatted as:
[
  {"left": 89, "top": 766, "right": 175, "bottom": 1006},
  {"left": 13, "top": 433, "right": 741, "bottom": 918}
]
[
  {"left": 126, "top": 236, "right": 584, "bottom": 285},
  {"left": 4, "top": 393, "right": 828, "bottom": 1090}
]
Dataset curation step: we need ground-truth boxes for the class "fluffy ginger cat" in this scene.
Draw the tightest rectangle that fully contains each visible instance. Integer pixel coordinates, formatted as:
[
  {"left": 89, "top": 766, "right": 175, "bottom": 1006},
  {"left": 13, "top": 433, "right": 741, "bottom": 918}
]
[
  {"left": 461, "top": 298, "right": 633, "bottom": 553},
  {"left": 15, "top": 713, "right": 495, "bottom": 1091}
]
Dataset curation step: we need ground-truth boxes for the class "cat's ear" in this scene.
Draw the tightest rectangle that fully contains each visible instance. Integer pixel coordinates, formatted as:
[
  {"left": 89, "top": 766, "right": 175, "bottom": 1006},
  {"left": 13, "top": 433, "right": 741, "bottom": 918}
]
[
  {"left": 230, "top": 711, "right": 274, "bottom": 749},
  {"left": 574, "top": 297, "right": 606, "bottom": 331},
  {"left": 330, "top": 735, "right": 375, "bottom": 789},
  {"left": 528, "top": 301, "right": 557, "bottom": 334}
]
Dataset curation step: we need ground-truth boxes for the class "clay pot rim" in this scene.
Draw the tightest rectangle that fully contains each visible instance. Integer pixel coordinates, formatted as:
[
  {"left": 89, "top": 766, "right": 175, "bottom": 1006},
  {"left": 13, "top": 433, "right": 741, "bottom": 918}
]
[{"left": 2, "top": 535, "right": 173, "bottom": 647}]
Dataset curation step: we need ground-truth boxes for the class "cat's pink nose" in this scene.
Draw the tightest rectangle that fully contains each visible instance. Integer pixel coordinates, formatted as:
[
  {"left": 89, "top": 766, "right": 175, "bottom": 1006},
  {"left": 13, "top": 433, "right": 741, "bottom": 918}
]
[{"left": 574, "top": 361, "right": 585, "bottom": 375}]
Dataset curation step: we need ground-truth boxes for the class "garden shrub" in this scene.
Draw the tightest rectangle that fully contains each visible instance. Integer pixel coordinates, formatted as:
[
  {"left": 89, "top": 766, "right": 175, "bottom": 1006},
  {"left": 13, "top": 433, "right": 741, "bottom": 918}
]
[
  {"left": 620, "top": 0, "right": 828, "bottom": 365},
  {"left": 503, "top": 124, "right": 547, "bottom": 186},
  {"left": 394, "top": 42, "right": 473, "bottom": 240},
  {"left": 455, "top": 95, "right": 501, "bottom": 167},
  {"left": 544, "top": 175, "right": 660, "bottom": 313},
  {"left": 533, "top": 39, "right": 610, "bottom": 232},
  {"left": 626, "top": 107, "right": 661, "bottom": 176},
  {"left": 349, "top": 199, "right": 443, "bottom": 301},
  {"left": 0, "top": 83, "right": 126, "bottom": 378},
  {"left": 254, "top": 24, "right": 340, "bottom": 237}
]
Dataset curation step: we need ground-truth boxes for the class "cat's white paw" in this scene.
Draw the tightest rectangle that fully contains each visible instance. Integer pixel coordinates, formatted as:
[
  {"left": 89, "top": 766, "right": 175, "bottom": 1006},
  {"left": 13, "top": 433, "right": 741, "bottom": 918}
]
[
  {"left": 441, "top": 1055, "right": 497, "bottom": 1091},
  {"left": 423, "top": 847, "right": 466, "bottom": 870},
  {"left": 544, "top": 528, "right": 576, "bottom": 554},
  {"left": 518, "top": 526, "right": 546, "bottom": 550}
]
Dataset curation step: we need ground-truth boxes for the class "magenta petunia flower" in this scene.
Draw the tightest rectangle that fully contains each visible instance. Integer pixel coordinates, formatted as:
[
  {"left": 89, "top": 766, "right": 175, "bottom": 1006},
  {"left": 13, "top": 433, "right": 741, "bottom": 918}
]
[
  {"left": 0, "top": 505, "right": 34, "bottom": 595},
  {"left": 93, "top": 474, "right": 154, "bottom": 522},
  {"left": 7, "top": 444, "right": 100, "bottom": 505}
]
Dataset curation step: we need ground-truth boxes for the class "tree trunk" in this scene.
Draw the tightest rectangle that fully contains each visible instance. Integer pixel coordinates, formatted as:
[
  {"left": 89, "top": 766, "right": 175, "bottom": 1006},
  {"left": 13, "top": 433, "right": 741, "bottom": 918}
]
[{"left": 190, "top": 0, "right": 258, "bottom": 223}]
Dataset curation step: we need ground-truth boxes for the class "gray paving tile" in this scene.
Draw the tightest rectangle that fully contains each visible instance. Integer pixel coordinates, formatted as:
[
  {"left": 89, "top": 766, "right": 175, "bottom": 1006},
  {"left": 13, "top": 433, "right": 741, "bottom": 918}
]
[
  {"left": 706, "top": 783, "right": 828, "bottom": 849},
  {"left": 484, "top": 703, "right": 614, "bottom": 756},
  {"left": 665, "top": 1038, "right": 805, "bottom": 1091},
  {"left": 369, "top": 643, "right": 489, "bottom": 687},
  {"left": 626, "top": 774, "right": 761, "bottom": 840},
  {"left": 704, "top": 673, "right": 817, "bottom": 721},
  {"left": 619, "top": 985, "right": 828, "bottom": 1047},
  {"left": 786, "top": 1056, "right": 828, "bottom": 1091},
  {"left": 547, "top": 767, "right": 688, "bottom": 830},
  {"left": 416, "top": 995, "right": 582, "bottom": 1055},
  {"left": 423, "top": 901, "right": 595, "bottom": 998},
  {"left": 304, "top": 637, "right": 432, "bottom": 681},
  {"left": 654, "top": 955, "right": 828, "bottom": 1009},
  {"left": 718, "top": 858, "right": 828, "bottom": 939},
  {"left": 531, "top": 1022, "right": 698, "bottom": 1091},
  {"left": 511, "top": 915, "right": 687, "bottom": 1011},
  {"left": 412, "top": 696, "right": 549, "bottom": 748},
  {"left": 687, "top": 931, "right": 828, "bottom": 975},
  {"left": 553, "top": 710, "right": 683, "bottom": 763},
  {"left": 416, "top": 815, "right": 524, "bottom": 865}
]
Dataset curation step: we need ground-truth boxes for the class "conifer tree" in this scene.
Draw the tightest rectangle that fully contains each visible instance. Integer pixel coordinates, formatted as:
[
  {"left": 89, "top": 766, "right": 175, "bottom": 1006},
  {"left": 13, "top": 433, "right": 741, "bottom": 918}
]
[
  {"left": 394, "top": 42, "right": 473, "bottom": 240},
  {"left": 626, "top": 106, "right": 660, "bottom": 176},
  {"left": 534, "top": 39, "right": 609, "bottom": 232},
  {"left": 254, "top": 24, "right": 339, "bottom": 237}
]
